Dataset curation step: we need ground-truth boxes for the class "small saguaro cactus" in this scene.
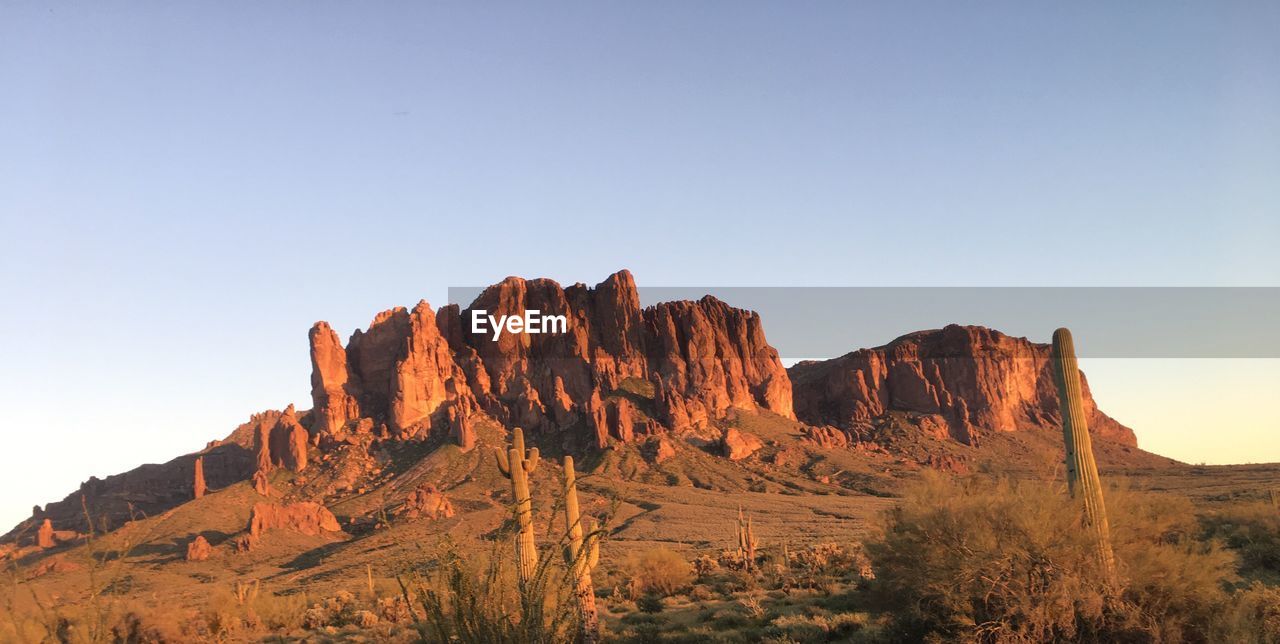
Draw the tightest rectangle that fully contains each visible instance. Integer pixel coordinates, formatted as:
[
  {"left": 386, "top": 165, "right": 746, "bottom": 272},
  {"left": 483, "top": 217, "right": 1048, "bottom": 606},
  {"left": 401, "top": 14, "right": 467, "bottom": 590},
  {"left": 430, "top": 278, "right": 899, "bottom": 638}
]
[
  {"left": 1050, "top": 327, "right": 1117, "bottom": 581},
  {"left": 563, "top": 456, "right": 601, "bottom": 644},
  {"left": 495, "top": 427, "right": 541, "bottom": 587},
  {"left": 737, "top": 506, "right": 758, "bottom": 572}
]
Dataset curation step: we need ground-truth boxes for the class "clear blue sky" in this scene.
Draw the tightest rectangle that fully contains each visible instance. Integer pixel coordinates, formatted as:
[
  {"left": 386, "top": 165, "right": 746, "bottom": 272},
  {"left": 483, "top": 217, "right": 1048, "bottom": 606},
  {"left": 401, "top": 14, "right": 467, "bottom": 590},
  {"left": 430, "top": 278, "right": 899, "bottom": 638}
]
[{"left": 2, "top": 2, "right": 1277, "bottom": 530}]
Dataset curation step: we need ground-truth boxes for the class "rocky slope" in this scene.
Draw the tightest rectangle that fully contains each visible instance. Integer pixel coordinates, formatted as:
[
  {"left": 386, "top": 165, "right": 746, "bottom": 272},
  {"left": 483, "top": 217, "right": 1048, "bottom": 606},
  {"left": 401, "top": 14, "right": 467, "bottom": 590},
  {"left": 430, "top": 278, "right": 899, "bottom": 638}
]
[{"left": 4, "top": 270, "right": 1140, "bottom": 544}]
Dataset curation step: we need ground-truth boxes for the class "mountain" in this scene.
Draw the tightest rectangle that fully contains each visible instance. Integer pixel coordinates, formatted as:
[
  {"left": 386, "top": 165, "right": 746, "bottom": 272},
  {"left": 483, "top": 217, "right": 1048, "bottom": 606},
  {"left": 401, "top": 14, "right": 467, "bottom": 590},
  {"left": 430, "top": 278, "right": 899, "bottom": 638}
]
[
  {"left": 789, "top": 324, "right": 1136, "bottom": 446},
  {"left": 3, "top": 270, "right": 1148, "bottom": 545}
]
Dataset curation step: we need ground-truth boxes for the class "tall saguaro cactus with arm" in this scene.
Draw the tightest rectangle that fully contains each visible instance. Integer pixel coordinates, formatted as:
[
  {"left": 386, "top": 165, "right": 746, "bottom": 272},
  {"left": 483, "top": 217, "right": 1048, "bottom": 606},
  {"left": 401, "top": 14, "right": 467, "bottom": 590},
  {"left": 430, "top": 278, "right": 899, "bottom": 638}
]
[
  {"left": 495, "top": 427, "right": 540, "bottom": 587},
  {"left": 562, "top": 456, "right": 600, "bottom": 644},
  {"left": 1050, "top": 328, "right": 1117, "bottom": 580}
]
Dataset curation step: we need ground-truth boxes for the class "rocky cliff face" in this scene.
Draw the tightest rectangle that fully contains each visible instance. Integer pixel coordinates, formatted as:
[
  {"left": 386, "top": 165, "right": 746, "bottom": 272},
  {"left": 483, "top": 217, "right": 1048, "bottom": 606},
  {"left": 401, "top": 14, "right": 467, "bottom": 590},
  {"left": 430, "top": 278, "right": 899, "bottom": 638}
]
[
  {"left": 644, "top": 297, "right": 794, "bottom": 430},
  {"left": 306, "top": 270, "right": 794, "bottom": 444},
  {"left": 788, "top": 325, "right": 1136, "bottom": 446}
]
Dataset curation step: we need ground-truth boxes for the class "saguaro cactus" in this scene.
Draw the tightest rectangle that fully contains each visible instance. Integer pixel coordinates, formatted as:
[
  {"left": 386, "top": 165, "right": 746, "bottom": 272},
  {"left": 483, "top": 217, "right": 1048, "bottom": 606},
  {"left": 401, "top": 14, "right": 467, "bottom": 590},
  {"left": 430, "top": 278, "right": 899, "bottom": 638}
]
[
  {"left": 736, "top": 506, "right": 757, "bottom": 571},
  {"left": 563, "top": 456, "right": 600, "bottom": 644},
  {"left": 495, "top": 427, "right": 540, "bottom": 587},
  {"left": 1050, "top": 328, "right": 1116, "bottom": 579}
]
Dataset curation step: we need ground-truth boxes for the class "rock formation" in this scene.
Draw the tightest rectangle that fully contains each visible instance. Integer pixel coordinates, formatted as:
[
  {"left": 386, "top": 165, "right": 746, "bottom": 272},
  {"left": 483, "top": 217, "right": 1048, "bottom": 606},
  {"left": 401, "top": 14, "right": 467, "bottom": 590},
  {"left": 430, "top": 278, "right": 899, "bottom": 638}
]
[
  {"left": 193, "top": 457, "right": 206, "bottom": 499},
  {"left": 3, "top": 271, "right": 1151, "bottom": 547},
  {"left": 788, "top": 325, "right": 1136, "bottom": 446},
  {"left": 247, "top": 502, "right": 342, "bottom": 539},
  {"left": 396, "top": 483, "right": 456, "bottom": 520},
  {"left": 390, "top": 301, "right": 469, "bottom": 432},
  {"left": 647, "top": 436, "right": 677, "bottom": 463},
  {"left": 269, "top": 406, "right": 309, "bottom": 472},
  {"left": 608, "top": 398, "right": 636, "bottom": 443},
  {"left": 254, "top": 420, "right": 274, "bottom": 474},
  {"left": 309, "top": 322, "right": 361, "bottom": 436},
  {"left": 186, "top": 535, "right": 211, "bottom": 561},
  {"left": 721, "top": 428, "right": 764, "bottom": 461},
  {"left": 803, "top": 426, "right": 854, "bottom": 450},
  {"left": 446, "top": 401, "right": 476, "bottom": 451},
  {"left": 645, "top": 297, "right": 794, "bottom": 430},
  {"left": 301, "top": 270, "right": 794, "bottom": 450},
  {"left": 252, "top": 470, "right": 272, "bottom": 497},
  {"left": 588, "top": 390, "right": 608, "bottom": 448},
  {"left": 36, "top": 519, "right": 54, "bottom": 549}
]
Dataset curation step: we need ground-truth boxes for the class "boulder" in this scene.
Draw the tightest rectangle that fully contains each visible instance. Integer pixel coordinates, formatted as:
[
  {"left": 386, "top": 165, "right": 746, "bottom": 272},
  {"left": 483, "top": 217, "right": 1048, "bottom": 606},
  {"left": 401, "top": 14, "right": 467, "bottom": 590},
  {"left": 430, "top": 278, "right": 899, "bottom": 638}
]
[
  {"left": 185, "top": 535, "right": 212, "bottom": 561},
  {"left": 396, "top": 483, "right": 455, "bottom": 520},
  {"left": 721, "top": 428, "right": 763, "bottom": 461},
  {"left": 247, "top": 502, "right": 342, "bottom": 539}
]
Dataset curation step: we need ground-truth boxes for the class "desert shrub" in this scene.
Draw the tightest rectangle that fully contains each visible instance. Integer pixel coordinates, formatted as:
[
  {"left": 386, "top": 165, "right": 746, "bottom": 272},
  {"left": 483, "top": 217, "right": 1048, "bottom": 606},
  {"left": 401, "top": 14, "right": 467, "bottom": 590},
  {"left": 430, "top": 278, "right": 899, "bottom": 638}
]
[
  {"left": 1215, "top": 581, "right": 1280, "bottom": 642},
  {"left": 864, "top": 473, "right": 1245, "bottom": 643},
  {"left": 1201, "top": 502, "right": 1280, "bottom": 578},
  {"left": 713, "top": 569, "right": 758, "bottom": 595},
  {"left": 403, "top": 539, "right": 579, "bottom": 644},
  {"left": 693, "top": 554, "right": 719, "bottom": 578},
  {"left": 618, "top": 613, "right": 664, "bottom": 644},
  {"left": 709, "top": 606, "right": 752, "bottom": 630},
  {"left": 624, "top": 547, "right": 694, "bottom": 597},
  {"left": 789, "top": 542, "right": 874, "bottom": 589},
  {"left": 251, "top": 588, "right": 308, "bottom": 631},
  {"left": 767, "top": 614, "right": 830, "bottom": 643},
  {"left": 637, "top": 593, "right": 664, "bottom": 614}
]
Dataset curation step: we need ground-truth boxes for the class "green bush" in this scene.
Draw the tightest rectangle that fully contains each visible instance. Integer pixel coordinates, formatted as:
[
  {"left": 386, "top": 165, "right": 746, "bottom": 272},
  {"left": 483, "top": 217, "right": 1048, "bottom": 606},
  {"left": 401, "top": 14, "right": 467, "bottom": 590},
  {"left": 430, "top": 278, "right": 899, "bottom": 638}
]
[{"left": 863, "top": 473, "right": 1251, "bottom": 643}]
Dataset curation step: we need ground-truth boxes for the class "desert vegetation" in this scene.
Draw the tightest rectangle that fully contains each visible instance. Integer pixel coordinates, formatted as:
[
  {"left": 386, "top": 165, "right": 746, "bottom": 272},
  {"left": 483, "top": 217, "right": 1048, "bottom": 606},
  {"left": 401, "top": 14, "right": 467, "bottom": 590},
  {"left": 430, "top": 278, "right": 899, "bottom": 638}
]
[{"left": 6, "top": 469, "right": 1278, "bottom": 643}]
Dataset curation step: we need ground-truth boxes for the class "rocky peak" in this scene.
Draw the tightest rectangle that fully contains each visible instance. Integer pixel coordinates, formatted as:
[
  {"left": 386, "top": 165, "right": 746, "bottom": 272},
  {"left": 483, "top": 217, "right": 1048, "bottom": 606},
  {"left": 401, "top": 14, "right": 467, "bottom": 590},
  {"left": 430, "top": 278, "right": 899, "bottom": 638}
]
[
  {"left": 643, "top": 296, "right": 794, "bottom": 429},
  {"left": 389, "top": 300, "right": 471, "bottom": 432},
  {"left": 309, "top": 321, "right": 361, "bottom": 436},
  {"left": 788, "top": 324, "right": 1136, "bottom": 446}
]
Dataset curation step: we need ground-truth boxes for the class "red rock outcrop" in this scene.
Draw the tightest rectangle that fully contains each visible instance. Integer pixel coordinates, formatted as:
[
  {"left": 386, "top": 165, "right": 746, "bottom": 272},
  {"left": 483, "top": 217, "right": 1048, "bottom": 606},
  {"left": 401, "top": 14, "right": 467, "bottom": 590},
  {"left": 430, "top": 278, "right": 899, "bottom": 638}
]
[
  {"left": 193, "top": 457, "right": 206, "bottom": 499},
  {"left": 309, "top": 322, "right": 361, "bottom": 435},
  {"left": 298, "top": 271, "right": 795, "bottom": 452},
  {"left": 608, "top": 398, "right": 636, "bottom": 443},
  {"left": 721, "top": 428, "right": 764, "bottom": 461},
  {"left": 390, "top": 301, "right": 470, "bottom": 432},
  {"left": 446, "top": 401, "right": 476, "bottom": 451},
  {"left": 644, "top": 297, "right": 794, "bottom": 430},
  {"left": 396, "top": 483, "right": 456, "bottom": 520},
  {"left": 788, "top": 325, "right": 1136, "bottom": 446},
  {"left": 269, "top": 406, "right": 309, "bottom": 472},
  {"left": 36, "top": 519, "right": 54, "bottom": 549},
  {"left": 254, "top": 420, "right": 274, "bottom": 474},
  {"left": 803, "top": 426, "right": 854, "bottom": 450},
  {"left": 343, "top": 307, "right": 416, "bottom": 423},
  {"left": 247, "top": 502, "right": 341, "bottom": 539},
  {"left": 186, "top": 535, "right": 211, "bottom": 561},
  {"left": 252, "top": 470, "right": 272, "bottom": 497},
  {"left": 588, "top": 390, "right": 608, "bottom": 448},
  {"left": 647, "top": 436, "right": 677, "bottom": 463}
]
